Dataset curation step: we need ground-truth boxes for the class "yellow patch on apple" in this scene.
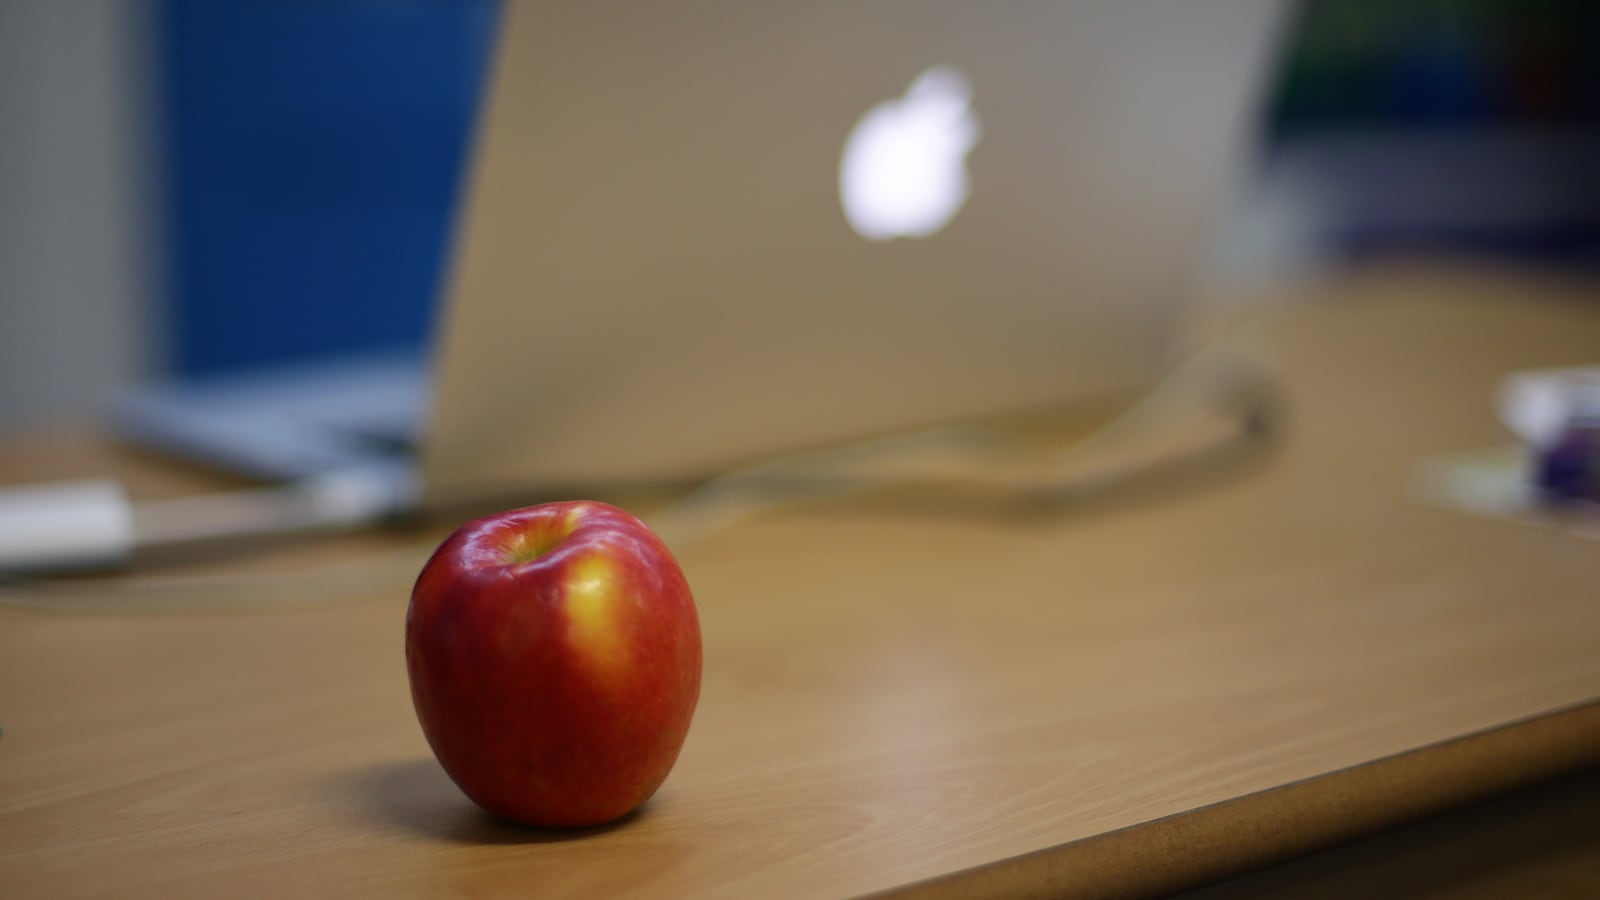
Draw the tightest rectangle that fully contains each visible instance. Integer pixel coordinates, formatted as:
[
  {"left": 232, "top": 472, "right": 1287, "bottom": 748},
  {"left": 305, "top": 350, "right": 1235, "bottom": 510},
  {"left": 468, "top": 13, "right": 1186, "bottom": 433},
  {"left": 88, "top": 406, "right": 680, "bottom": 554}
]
[
  {"left": 562, "top": 501, "right": 590, "bottom": 533},
  {"left": 563, "top": 554, "right": 628, "bottom": 672}
]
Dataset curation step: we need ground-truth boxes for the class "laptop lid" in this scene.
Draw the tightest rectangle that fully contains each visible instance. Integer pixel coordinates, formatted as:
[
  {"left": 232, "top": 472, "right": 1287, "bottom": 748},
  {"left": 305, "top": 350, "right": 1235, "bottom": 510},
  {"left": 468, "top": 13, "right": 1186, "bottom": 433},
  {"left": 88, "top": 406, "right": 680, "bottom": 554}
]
[{"left": 424, "top": 1, "right": 1286, "bottom": 505}]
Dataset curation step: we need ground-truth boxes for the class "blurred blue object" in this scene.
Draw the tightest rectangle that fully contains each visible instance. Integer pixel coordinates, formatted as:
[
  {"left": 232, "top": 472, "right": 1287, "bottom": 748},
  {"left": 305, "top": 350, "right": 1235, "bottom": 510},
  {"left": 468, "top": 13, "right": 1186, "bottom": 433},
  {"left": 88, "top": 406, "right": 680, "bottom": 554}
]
[{"left": 161, "top": 0, "right": 499, "bottom": 375}]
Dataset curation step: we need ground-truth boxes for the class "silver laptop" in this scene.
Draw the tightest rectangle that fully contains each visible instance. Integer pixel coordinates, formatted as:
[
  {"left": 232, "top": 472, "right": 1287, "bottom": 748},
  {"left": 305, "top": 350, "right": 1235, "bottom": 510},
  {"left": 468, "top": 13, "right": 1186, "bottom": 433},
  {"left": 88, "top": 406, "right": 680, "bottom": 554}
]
[{"left": 116, "top": 1, "right": 1287, "bottom": 511}]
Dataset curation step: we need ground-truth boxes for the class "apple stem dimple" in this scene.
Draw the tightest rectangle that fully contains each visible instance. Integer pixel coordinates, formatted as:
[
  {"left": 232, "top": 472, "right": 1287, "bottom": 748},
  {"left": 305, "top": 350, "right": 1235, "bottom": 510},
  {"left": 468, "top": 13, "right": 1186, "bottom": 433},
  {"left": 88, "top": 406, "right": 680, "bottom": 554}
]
[{"left": 499, "top": 528, "right": 565, "bottom": 566}]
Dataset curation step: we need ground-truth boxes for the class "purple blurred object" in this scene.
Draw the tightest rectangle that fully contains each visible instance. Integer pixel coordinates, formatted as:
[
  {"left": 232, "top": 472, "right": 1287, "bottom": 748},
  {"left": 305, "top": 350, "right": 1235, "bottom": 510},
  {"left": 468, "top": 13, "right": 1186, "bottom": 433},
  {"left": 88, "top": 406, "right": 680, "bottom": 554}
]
[{"left": 1535, "top": 410, "right": 1600, "bottom": 504}]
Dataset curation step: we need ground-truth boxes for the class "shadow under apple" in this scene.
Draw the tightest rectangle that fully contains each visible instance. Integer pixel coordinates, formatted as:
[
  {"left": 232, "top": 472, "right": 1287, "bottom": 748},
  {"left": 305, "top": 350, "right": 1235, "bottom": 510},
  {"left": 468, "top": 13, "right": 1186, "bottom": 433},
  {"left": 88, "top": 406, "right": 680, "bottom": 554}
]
[{"left": 332, "top": 757, "right": 646, "bottom": 845}]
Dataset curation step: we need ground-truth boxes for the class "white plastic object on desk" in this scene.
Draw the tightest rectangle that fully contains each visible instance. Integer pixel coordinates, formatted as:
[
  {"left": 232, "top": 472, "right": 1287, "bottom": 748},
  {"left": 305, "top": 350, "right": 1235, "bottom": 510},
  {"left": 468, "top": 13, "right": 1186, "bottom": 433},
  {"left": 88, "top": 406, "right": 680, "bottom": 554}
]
[
  {"left": 1497, "top": 367, "right": 1600, "bottom": 448},
  {"left": 0, "top": 479, "right": 133, "bottom": 573}
]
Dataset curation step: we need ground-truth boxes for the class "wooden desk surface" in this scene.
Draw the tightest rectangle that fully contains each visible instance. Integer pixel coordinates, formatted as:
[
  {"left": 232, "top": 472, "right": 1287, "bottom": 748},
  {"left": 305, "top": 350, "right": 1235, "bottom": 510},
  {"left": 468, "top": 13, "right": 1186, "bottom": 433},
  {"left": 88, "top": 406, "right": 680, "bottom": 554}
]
[{"left": 3, "top": 266, "right": 1599, "bottom": 898}]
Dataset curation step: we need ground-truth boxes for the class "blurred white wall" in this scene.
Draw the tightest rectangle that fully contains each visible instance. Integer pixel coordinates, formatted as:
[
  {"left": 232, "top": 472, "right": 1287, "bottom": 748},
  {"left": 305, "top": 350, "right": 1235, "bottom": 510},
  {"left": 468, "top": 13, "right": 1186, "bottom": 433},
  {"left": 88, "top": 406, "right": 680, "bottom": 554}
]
[{"left": 0, "top": 0, "right": 159, "bottom": 431}]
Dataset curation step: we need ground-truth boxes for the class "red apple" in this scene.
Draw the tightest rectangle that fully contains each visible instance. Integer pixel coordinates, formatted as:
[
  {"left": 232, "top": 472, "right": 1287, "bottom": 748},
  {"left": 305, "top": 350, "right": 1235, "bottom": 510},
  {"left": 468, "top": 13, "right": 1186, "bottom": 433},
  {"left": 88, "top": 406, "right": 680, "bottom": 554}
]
[{"left": 405, "top": 500, "right": 701, "bottom": 828}]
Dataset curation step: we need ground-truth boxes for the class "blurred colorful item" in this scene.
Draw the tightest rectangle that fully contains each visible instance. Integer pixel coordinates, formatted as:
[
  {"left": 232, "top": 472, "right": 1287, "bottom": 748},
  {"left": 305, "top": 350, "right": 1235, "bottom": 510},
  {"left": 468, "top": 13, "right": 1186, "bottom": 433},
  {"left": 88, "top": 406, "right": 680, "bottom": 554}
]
[
  {"left": 1261, "top": 1, "right": 1600, "bottom": 270},
  {"left": 1270, "top": 0, "right": 1600, "bottom": 131}
]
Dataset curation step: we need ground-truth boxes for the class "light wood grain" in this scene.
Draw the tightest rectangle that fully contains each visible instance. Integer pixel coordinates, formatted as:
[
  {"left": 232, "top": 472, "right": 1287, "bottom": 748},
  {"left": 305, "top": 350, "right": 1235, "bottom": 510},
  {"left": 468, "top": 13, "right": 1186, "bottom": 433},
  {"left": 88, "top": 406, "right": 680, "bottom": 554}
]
[{"left": 2, "top": 264, "right": 1599, "bottom": 898}]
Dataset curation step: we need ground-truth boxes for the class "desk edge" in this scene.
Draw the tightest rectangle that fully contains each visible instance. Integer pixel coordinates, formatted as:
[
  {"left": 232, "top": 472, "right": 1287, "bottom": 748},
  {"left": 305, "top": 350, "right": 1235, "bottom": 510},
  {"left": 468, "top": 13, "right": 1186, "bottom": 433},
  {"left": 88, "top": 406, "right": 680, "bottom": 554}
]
[{"left": 870, "top": 700, "right": 1600, "bottom": 900}]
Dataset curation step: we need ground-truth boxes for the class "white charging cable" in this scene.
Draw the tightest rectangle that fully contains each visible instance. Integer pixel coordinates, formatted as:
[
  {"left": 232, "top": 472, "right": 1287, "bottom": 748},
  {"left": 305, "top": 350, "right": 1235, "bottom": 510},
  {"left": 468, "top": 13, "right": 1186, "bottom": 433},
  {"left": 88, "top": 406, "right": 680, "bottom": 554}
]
[{"left": 0, "top": 461, "right": 418, "bottom": 574}]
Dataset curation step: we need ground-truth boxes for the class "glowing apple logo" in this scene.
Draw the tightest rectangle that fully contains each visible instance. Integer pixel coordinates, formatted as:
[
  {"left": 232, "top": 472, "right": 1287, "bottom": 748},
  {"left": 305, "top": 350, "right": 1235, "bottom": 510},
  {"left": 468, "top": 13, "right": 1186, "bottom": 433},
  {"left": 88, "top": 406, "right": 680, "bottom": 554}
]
[{"left": 839, "top": 66, "right": 981, "bottom": 241}]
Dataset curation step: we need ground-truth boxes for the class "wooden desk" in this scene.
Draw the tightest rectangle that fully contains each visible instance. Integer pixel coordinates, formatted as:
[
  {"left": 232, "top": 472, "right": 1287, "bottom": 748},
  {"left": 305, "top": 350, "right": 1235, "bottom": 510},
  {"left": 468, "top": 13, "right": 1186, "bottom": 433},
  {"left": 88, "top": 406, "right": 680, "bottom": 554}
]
[{"left": 3, "top": 266, "right": 1599, "bottom": 898}]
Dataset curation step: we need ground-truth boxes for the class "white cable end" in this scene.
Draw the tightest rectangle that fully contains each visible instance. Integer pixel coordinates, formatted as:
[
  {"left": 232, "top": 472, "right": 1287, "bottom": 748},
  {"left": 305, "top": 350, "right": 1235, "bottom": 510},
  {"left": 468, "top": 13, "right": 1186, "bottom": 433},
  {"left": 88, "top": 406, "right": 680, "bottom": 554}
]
[{"left": 0, "top": 479, "right": 133, "bottom": 573}]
